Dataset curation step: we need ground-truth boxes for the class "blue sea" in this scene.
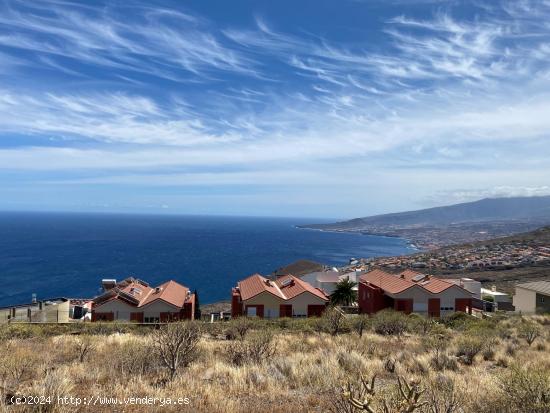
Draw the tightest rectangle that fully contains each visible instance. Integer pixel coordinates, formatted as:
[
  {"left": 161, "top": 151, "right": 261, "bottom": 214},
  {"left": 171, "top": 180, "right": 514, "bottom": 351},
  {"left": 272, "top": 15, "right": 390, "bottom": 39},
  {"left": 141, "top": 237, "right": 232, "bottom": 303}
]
[{"left": 0, "top": 212, "right": 413, "bottom": 306}]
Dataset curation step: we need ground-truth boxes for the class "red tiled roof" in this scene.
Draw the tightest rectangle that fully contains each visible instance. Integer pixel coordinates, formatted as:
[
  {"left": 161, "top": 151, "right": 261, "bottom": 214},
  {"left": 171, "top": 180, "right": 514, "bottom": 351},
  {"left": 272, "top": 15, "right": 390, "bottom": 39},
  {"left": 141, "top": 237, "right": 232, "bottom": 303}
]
[
  {"left": 141, "top": 280, "right": 190, "bottom": 308},
  {"left": 276, "top": 275, "right": 329, "bottom": 301},
  {"left": 238, "top": 273, "right": 285, "bottom": 301},
  {"left": 359, "top": 269, "right": 415, "bottom": 294},
  {"left": 236, "top": 273, "right": 328, "bottom": 302},
  {"left": 398, "top": 269, "right": 456, "bottom": 293},
  {"left": 94, "top": 278, "right": 193, "bottom": 309},
  {"left": 360, "top": 269, "right": 464, "bottom": 295}
]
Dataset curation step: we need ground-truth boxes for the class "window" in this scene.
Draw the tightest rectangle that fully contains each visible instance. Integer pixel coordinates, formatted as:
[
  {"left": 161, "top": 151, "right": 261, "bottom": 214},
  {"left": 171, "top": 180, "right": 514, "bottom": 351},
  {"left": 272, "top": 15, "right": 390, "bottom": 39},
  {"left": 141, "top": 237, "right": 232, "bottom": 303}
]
[
  {"left": 541, "top": 296, "right": 546, "bottom": 303},
  {"left": 144, "top": 317, "right": 159, "bottom": 323},
  {"left": 247, "top": 307, "right": 257, "bottom": 317}
]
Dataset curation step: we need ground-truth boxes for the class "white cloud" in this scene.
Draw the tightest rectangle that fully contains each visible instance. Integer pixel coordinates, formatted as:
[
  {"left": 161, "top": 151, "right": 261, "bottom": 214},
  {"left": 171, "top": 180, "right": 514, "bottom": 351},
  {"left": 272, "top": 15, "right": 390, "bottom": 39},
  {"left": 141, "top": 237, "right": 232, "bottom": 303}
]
[
  {"left": 1, "top": 0, "right": 550, "bottom": 215},
  {"left": 0, "top": 0, "right": 257, "bottom": 80}
]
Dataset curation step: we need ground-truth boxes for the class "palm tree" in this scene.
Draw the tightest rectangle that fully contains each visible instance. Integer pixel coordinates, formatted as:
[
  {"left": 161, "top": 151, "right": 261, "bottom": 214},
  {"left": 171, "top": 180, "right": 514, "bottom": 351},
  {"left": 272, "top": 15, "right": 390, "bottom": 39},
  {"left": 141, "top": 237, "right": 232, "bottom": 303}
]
[{"left": 330, "top": 278, "right": 358, "bottom": 306}]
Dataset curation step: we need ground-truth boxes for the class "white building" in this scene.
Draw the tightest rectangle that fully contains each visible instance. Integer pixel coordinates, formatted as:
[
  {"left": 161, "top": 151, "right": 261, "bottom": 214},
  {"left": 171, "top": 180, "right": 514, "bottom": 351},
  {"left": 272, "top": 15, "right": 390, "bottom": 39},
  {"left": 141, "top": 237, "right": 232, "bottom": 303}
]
[{"left": 513, "top": 281, "right": 550, "bottom": 314}]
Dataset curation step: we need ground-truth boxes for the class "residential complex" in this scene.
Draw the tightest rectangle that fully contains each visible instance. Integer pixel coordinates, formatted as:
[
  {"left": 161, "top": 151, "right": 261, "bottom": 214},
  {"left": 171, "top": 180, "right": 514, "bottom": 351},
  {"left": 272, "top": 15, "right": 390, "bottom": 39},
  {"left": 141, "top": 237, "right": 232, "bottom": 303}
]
[
  {"left": 231, "top": 274, "right": 329, "bottom": 318},
  {"left": 357, "top": 242, "right": 550, "bottom": 273},
  {"left": 297, "top": 269, "right": 359, "bottom": 296},
  {"left": 358, "top": 269, "right": 474, "bottom": 317},
  {"left": 91, "top": 277, "right": 196, "bottom": 322}
]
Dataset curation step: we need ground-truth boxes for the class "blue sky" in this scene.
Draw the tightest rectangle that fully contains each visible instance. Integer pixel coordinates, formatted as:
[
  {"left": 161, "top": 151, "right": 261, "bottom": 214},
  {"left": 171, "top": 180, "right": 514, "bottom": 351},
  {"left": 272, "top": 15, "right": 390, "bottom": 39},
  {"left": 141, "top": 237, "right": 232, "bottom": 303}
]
[{"left": 0, "top": 0, "right": 549, "bottom": 218}]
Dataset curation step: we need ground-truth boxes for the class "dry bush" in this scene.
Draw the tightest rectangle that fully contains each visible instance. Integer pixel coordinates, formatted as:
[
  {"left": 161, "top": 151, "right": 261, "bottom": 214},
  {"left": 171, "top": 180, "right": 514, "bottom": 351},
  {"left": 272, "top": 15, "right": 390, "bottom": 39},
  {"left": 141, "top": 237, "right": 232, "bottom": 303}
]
[
  {"left": 499, "top": 365, "right": 550, "bottom": 413},
  {"left": 226, "top": 317, "right": 253, "bottom": 340},
  {"left": 323, "top": 307, "right": 347, "bottom": 336},
  {"left": 227, "top": 330, "right": 275, "bottom": 366},
  {"left": 27, "top": 370, "right": 74, "bottom": 413},
  {"left": 518, "top": 321, "right": 543, "bottom": 347},
  {"left": 454, "top": 336, "right": 485, "bottom": 365},
  {"left": 74, "top": 335, "right": 94, "bottom": 363},
  {"left": 0, "top": 343, "right": 44, "bottom": 391},
  {"left": 108, "top": 338, "right": 159, "bottom": 377},
  {"left": 352, "top": 315, "right": 371, "bottom": 338},
  {"left": 505, "top": 343, "right": 518, "bottom": 357},
  {"left": 424, "top": 374, "right": 464, "bottom": 413},
  {"left": 482, "top": 347, "right": 495, "bottom": 361},
  {"left": 152, "top": 321, "right": 201, "bottom": 380},
  {"left": 338, "top": 374, "right": 427, "bottom": 413},
  {"left": 372, "top": 310, "right": 408, "bottom": 337}
]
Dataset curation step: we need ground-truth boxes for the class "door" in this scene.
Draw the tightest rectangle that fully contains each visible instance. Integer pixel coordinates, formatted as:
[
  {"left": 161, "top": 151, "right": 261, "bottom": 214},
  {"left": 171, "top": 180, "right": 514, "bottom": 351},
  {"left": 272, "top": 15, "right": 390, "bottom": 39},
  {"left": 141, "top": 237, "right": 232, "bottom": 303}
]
[
  {"left": 279, "top": 304, "right": 292, "bottom": 318},
  {"left": 428, "top": 299, "right": 440, "bottom": 318},
  {"left": 455, "top": 298, "right": 472, "bottom": 314},
  {"left": 307, "top": 305, "right": 326, "bottom": 317},
  {"left": 245, "top": 305, "right": 264, "bottom": 318},
  {"left": 130, "top": 312, "right": 144, "bottom": 323},
  {"left": 92, "top": 311, "right": 114, "bottom": 322},
  {"left": 395, "top": 299, "right": 413, "bottom": 314}
]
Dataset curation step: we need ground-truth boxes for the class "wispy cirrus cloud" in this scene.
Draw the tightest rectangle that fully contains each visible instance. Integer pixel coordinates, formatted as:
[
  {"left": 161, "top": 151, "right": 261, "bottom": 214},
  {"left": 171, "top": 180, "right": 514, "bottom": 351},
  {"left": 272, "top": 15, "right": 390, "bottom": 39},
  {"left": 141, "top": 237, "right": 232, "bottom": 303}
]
[
  {"left": 0, "top": 0, "right": 257, "bottom": 80},
  {"left": 0, "top": 0, "right": 549, "bottom": 216}
]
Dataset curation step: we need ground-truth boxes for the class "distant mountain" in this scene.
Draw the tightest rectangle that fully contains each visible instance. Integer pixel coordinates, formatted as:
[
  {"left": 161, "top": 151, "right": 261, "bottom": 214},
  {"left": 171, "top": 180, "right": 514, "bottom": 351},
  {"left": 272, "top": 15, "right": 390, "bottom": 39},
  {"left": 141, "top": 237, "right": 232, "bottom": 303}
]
[
  {"left": 299, "top": 196, "right": 550, "bottom": 248},
  {"left": 309, "top": 196, "right": 550, "bottom": 229}
]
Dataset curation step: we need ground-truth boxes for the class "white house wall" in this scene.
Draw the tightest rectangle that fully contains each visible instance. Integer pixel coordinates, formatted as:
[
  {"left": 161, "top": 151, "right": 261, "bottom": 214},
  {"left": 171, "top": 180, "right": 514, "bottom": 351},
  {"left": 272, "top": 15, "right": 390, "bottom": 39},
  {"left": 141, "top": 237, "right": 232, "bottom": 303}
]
[
  {"left": 243, "top": 291, "right": 327, "bottom": 318},
  {"left": 513, "top": 287, "right": 536, "bottom": 313},
  {"left": 140, "top": 300, "right": 181, "bottom": 318},
  {"left": 93, "top": 300, "right": 136, "bottom": 321},
  {"left": 287, "top": 293, "right": 327, "bottom": 316},
  {"left": 95, "top": 299, "right": 181, "bottom": 320},
  {"left": 391, "top": 285, "right": 473, "bottom": 314},
  {"left": 243, "top": 292, "right": 283, "bottom": 318}
]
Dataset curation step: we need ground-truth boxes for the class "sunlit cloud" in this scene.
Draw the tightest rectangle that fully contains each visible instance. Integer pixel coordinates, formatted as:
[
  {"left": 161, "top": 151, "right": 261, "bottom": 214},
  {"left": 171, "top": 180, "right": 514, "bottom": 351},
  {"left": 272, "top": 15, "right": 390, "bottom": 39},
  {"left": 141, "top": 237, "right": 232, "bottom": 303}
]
[{"left": 0, "top": 0, "right": 549, "bottom": 216}]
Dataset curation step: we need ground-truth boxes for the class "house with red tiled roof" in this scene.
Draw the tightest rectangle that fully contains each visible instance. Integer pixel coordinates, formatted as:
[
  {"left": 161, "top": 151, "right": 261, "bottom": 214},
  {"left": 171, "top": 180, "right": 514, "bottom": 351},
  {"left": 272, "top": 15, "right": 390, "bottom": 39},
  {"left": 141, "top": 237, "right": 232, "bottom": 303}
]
[
  {"left": 231, "top": 274, "right": 329, "bottom": 318},
  {"left": 358, "top": 269, "right": 473, "bottom": 317},
  {"left": 91, "top": 277, "right": 196, "bottom": 323}
]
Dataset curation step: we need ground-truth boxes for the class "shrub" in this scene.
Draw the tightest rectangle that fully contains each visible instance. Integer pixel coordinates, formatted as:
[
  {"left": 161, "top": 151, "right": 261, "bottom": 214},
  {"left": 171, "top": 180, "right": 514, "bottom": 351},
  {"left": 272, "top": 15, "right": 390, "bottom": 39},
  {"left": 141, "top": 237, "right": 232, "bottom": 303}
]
[
  {"left": 384, "top": 357, "right": 396, "bottom": 374},
  {"left": 152, "top": 321, "right": 201, "bottom": 380},
  {"left": 441, "top": 312, "right": 472, "bottom": 330},
  {"left": 425, "top": 374, "right": 464, "bottom": 413},
  {"left": 518, "top": 321, "right": 543, "bottom": 346},
  {"left": 372, "top": 310, "right": 408, "bottom": 337},
  {"left": 340, "top": 374, "right": 427, "bottom": 413},
  {"left": 74, "top": 334, "right": 94, "bottom": 363},
  {"left": 227, "top": 330, "right": 275, "bottom": 366},
  {"left": 482, "top": 347, "right": 495, "bottom": 361},
  {"left": 500, "top": 366, "right": 550, "bottom": 413},
  {"left": 352, "top": 315, "right": 371, "bottom": 338},
  {"left": 455, "top": 336, "right": 484, "bottom": 365},
  {"left": 226, "top": 317, "right": 254, "bottom": 340},
  {"left": 505, "top": 343, "right": 518, "bottom": 357},
  {"left": 110, "top": 338, "right": 159, "bottom": 377},
  {"left": 496, "top": 356, "right": 510, "bottom": 368},
  {"left": 323, "top": 306, "right": 347, "bottom": 336},
  {"left": 430, "top": 353, "right": 459, "bottom": 372},
  {"left": 410, "top": 314, "right": 437, "bottom": 335}
]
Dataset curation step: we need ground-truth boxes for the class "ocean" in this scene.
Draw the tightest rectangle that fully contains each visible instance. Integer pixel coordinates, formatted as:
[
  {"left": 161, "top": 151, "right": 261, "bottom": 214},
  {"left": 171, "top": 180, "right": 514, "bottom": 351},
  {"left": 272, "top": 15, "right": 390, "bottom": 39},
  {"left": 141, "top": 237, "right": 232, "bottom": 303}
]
[{"left": 0, "top": 212, "right": 413, "bottom": 306}]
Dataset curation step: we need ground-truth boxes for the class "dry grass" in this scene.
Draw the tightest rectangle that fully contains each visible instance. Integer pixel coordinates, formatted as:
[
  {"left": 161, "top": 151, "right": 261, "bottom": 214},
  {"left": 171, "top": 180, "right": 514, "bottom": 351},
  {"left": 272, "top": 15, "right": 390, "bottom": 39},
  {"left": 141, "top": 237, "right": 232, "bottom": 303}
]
[{"left": 0, "top": 313, "right": 548, "bottom": 413}]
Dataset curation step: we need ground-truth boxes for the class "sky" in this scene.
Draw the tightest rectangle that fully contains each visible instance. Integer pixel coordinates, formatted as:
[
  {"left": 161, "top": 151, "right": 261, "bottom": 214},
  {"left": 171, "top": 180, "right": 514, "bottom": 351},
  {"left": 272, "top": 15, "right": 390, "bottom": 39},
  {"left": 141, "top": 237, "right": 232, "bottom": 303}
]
[{"left": 0, "top": 0, "right": 549, "bottom": 219}]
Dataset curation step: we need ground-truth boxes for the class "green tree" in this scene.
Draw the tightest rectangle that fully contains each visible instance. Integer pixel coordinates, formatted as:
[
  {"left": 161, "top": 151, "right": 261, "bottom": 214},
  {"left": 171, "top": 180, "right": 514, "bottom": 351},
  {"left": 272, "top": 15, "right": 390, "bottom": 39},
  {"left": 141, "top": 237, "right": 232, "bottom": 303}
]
[{"left": 330, "top": 278, "right": 358, "bottom": 306}]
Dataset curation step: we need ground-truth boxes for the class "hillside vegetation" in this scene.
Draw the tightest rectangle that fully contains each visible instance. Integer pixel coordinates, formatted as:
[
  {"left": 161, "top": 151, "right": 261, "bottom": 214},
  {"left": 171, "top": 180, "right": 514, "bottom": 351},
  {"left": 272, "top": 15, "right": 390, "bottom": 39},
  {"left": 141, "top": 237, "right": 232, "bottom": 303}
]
[{"left": 1, "top": 312, "right": 549, "bottom": 413}]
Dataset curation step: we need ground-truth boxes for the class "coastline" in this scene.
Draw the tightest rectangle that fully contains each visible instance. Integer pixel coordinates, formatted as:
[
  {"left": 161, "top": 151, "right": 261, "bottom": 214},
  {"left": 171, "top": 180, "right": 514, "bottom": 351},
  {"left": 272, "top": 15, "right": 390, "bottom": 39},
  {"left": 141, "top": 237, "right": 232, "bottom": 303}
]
[{"left": 294, "top": 225, "right": 422, "bottom": 252}]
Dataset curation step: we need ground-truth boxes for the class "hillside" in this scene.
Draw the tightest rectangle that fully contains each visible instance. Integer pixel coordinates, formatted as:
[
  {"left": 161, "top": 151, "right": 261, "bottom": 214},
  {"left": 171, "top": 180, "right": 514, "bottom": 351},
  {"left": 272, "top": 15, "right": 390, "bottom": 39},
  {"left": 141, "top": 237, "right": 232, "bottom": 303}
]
[
  {"left": 1, "top": 313, "right": 548, "bottom": 413},
  {"left": 300, "top": 196, "right": 550, "bottom": 248},
  {"left": 364, "top": 226, "right": 550, "bottom": 293}
]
